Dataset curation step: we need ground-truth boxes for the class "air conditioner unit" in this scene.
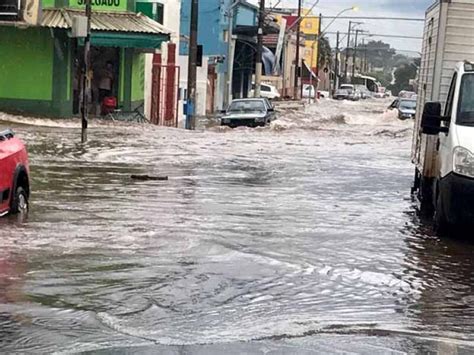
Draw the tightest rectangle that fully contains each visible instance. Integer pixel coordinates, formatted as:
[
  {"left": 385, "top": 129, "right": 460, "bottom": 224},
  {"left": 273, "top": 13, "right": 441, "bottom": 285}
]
[{"left": 0, "top": 0, "right": 21, "bottom": 17}]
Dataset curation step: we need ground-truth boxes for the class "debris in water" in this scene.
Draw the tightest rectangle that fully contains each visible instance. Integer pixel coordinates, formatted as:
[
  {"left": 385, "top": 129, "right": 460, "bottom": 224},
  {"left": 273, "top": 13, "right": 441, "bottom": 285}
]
[{"left": 131, "top": 174, "right": 168, "bottom": 181}]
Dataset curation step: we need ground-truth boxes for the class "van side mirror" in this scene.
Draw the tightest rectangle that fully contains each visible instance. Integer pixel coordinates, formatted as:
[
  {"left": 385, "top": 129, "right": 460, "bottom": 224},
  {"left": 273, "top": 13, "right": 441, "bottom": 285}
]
[{"left": 421, "top": 102, "right": 448, "bottom": 135}]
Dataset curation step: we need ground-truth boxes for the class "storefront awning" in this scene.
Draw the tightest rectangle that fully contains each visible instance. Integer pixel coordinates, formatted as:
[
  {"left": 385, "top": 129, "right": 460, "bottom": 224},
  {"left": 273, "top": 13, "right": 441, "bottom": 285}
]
[
  {"left": 41, "top": 8, "right": 170, "bottom": 48},
  {"left": 302, "top": 61, "right": 320, "bottom": 82}
]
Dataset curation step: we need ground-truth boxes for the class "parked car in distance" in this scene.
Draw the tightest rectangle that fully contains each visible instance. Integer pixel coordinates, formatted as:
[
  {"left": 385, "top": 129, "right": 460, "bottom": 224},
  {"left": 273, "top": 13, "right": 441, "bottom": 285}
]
[
  {"left": 348, "top": 90, "right": 361, "bottom": 101},
  {"left": 333, "top": 89, "right": 350, "bottom": 100},
  {"left": 0, "top": 129, "right": 30, "bottom": 217},
  {"left": 318, "top": 90, "right": 330, "bottom": 98},
  {"left": 221, "top": 98, "right": 275, "bottom": 128},
  {"left": 355, "top": 85, "right": 372, "bottom": 99},
  {"left": 398, "top": 90, "right": 416, "bottom": 99},
  {"left": 302, "top": 84, "right": 316, "bottom": 98},
  {"left": 249, "top": 83, "right": 281, "bottom": 100},
  {"left": 388, "top": 98, "right": 417, "bottom": 119},
  {"left": 340, "top": 84, "right": 355, "bottom": 93},
  {"left": 339, "top": 84, "right": 361, "bottom": 100},
  {"left": 302, "top": 85, "right": 329, "bottom": 99}
]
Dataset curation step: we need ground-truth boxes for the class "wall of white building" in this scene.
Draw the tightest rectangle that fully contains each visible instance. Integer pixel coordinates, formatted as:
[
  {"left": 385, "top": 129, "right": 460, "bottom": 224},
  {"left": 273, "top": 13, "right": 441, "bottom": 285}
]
[
  {"left": 143, "top": 0, "right": 181, "bottom": 124},
  {"left": 178, "top": 56, "right": 209, "bottom": 119}
]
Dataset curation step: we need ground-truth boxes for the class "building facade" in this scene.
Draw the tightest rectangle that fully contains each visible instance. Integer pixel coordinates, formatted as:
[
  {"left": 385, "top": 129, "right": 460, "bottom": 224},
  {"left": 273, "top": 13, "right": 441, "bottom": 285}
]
[
  {"left": 0, "top": 0, "right": 169, "bottom": 118},
  {"left": 272, "top": 7, "right": 320, "bottom": 71},
  {"left": 179, "top": 0, "right": 260, "bottom": 114}
]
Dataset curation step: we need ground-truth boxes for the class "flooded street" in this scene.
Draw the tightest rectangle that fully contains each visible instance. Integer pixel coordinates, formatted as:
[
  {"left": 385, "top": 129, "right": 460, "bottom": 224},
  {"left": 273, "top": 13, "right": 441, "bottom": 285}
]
[{"left": 2, "top": 99, "right": 474, "bottom": 353}]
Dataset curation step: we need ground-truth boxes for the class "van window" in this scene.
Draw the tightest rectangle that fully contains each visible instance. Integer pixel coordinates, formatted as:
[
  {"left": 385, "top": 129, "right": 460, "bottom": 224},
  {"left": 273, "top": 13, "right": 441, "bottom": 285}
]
[
  {"left": 457, "top": 74, "right": 474, "bottom": 125},
  {"left": 444, "top": 73, "right": 457, "bottom": 122},
  {"left": 261, "top": 85, "right": 271, "bottom": 92}
]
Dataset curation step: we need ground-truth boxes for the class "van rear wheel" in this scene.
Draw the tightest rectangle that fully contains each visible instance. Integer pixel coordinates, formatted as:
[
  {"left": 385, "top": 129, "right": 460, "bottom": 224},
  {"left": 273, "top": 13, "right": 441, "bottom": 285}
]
[{"left": 11, "top": 186, "right": 28, "bottom": 214}]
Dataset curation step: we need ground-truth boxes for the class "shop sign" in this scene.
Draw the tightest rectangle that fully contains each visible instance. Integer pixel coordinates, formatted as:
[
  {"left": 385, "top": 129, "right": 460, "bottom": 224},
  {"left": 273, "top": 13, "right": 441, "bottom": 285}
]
[{"left": 73, "top": 0, "right": 127, "bottom": 11}]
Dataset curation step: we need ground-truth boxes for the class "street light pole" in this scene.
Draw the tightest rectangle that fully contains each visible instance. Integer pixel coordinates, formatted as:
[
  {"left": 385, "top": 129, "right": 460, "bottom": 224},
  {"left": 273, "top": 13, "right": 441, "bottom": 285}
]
[
  {"left": 81, "top": 0, "right": 91, "bottom": 143},
  {"left": 254, "top": 0, "right": 265, "bottom": 97},
  {"left": 293, "top": 0, "right": 302, "bottom": 99},
  {"left": 186, "top": 0, "right": 198, "bottom": 130},
  {"left": 316, "top": 12, "right": 322, "bottom": 75},
  {"left": 333, "top": 30, "right": 339, "bottom": 94},
  {"left": 351, "top": 28, "right": 360, "bottom": 81},
  {"left": 344, "top": 20, "right": 351, "bottom": 82}
]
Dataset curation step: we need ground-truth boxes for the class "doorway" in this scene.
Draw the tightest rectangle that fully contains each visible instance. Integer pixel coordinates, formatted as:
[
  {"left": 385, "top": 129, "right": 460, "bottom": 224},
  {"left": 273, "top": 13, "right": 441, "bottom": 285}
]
[{"left": 73, "top": 45, "right": 120, "bottom": 116}]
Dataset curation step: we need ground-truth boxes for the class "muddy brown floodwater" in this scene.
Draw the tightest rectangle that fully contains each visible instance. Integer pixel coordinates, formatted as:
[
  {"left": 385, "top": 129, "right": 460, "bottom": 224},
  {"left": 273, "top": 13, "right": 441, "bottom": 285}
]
[{"left": 1, "top": 99, "right": 474, "bottom": 354}]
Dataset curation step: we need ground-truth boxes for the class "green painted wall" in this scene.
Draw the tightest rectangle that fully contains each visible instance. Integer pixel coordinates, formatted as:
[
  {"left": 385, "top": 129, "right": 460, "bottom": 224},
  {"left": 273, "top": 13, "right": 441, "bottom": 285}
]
[
  {"left": 0, "top": 27, "right": 53, "bottom": 101},
  {"left": 70, "top": 0, "right": 128, "bottom": 12},
  {"left": 42, "top": 0, "right": 55, "bottom": 7},
  {"left": 51, "top": 30, "right": 73, "bottom": 117},
  {"left": 131, "top": 52, "right": 144, "bottom": 102}
]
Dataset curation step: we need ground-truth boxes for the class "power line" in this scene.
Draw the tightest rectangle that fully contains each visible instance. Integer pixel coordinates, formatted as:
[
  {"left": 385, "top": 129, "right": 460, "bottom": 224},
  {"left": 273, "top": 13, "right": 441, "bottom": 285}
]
[
  {"left": 363, "top": 34, "right": 422, "bottom": 40},
  {"left": 324, "top": 31, "right": 422, "bottom": 40},
  {"left": 338, "top": 46, "right": 421, "bottom": 54},
  {"left": 312, "top": 15, "right": 424, "bottom": 22}
]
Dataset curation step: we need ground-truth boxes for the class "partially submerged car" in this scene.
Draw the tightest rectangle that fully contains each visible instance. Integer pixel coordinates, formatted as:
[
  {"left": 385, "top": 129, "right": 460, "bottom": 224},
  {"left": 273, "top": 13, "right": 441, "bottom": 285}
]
[
  {"left": 354, "top": 85, "right": 372, "bottom": 99},
  {"left": 398, "top": 90, "right": 416, "bottom": 99},
  {"left": 0, "top": 129, "right": 30, "bottom": 217},
  {"left": 348, "top": 90, "right": 361, "bottom": 101},
  {"left": 388, "top": 98, "right": 417, "bottom": 120},
  {"left": 333, "top": 89, "right": 350, "bottom": 100},
  {"left": 302, "top": 84, "right": 316, "bottom": 98},
  {"left": 221, "top": 98, "right": 275, "bottom": 128}
]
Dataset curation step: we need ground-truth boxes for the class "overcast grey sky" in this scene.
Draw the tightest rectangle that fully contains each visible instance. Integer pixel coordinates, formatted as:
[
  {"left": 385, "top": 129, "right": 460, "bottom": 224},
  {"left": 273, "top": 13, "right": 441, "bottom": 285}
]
[{"left": 256, "top": 0, "right": 435, "bottom": 55}]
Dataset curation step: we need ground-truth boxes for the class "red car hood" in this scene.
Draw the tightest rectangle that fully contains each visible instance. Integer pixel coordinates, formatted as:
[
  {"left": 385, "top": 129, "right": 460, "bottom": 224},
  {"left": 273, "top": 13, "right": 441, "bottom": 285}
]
[{"left": 0, "top": 137, "right": 25, "bottom": 161}]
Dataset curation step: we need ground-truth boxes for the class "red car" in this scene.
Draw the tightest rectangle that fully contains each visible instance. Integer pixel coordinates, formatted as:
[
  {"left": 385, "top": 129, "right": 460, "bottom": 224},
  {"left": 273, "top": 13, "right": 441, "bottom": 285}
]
[{"left": 0, "top": 129, "right": 30, "bottom": 216}]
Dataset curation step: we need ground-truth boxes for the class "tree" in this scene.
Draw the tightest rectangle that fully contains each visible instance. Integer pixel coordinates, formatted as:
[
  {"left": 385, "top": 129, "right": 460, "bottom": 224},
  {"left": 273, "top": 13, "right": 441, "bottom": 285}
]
[
  {"left": 388, "top": 62, "right": 418, "bottom": 95},
  {"left": 318, "top": 36, "right": 331, "bottom": 69},
  {"left": 358, "top": 40, "right": 396, "bottom": 70}
]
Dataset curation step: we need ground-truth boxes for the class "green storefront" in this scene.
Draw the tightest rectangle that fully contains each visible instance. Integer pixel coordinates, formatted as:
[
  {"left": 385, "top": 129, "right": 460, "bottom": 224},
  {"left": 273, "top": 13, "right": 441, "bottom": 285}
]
[{"left": 0, "top": 0, "right": 169, "bottom": 117}]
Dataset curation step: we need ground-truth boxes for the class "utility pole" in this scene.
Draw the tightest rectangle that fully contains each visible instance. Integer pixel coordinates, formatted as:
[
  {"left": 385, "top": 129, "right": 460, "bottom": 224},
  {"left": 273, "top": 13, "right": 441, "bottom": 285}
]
[
  {"left": 361, "top": 38, "right": 366, "bottom": 74},
  {"left": 316, "top": 13, "right": 322, "bottom": 75},
  {"left": 293, "top": 0, "right": 302, "bottom": 99},
  {"left": 364, "top": 44, "right": 368, "bottom": 73},
  {"left": 81, "top": 0, "right": 92, "bottom": 143},
  {"left": 344, "top": 20, "right": 352, "bottom": 82},
  {"left": 186, "top": 0, "right": 198, "bottom": 130},
  {"left": 351, "top": 29, "right": 360, "bottom": 81},
  {"left": 333, "top": 30, "right": 339, "bottom": 93},
  {"left": 254, "top": 0, "right": 265, "bottom": 97}
]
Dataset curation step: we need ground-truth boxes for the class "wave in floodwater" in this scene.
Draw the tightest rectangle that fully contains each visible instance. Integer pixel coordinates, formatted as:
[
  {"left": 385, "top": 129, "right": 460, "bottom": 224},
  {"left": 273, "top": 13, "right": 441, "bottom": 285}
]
[
  {"left": 2, "top": 99, "right": 474, "bottom": 353},
  {"left": 267, "top": 98, "right": 412, "bottom": 135}
]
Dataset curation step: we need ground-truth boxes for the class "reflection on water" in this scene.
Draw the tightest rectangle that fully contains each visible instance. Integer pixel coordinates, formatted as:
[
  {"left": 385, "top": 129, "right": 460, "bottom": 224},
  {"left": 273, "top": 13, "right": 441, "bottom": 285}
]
[{"left": 1, "top": 99, "right": 474, "bottom": 352}]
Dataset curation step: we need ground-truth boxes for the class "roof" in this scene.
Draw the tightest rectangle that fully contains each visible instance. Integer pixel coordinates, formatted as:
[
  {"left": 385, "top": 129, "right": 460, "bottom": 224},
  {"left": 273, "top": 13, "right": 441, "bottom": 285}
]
[
  {"left": 41, "top": 8, "right": 170, "bottom": 35},
  {"left": 237, "top": 0, "right": 259, "bottom": 12}
]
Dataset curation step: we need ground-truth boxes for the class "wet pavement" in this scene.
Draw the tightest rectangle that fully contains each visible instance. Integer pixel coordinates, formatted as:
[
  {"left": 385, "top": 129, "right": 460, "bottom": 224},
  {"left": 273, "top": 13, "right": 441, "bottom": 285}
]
[{"left": 1, "top": 99, "right": 474, "bottom": 354}]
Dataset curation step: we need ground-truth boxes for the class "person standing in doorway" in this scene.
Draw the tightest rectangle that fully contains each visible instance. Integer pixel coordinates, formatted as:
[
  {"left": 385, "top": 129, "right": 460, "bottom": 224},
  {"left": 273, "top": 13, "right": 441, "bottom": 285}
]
[{"left": 98, "top": 61, "right": 114, "bottom": 105}]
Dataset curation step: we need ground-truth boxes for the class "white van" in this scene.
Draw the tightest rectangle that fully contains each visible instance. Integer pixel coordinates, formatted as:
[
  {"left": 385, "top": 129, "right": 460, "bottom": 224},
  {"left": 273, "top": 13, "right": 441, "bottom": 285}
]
[
  {"left": 416, "top": 62, "right": 474, "bottom": 228},
  {"left": 339, "top": 84, "right": 354, "bottom": 93},
  {"left": 412, "top": 0, "right": 474, "bottom": 230},
  {"left": 249, "top": 83, "right": 281, "bottom": 100}
]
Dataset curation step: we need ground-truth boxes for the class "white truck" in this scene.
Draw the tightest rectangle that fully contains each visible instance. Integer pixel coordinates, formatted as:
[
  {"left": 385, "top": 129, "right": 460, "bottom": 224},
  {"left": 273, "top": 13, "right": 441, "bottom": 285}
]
[{"left": 412, "top": 0, "right": 474, "bottom": 229}]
